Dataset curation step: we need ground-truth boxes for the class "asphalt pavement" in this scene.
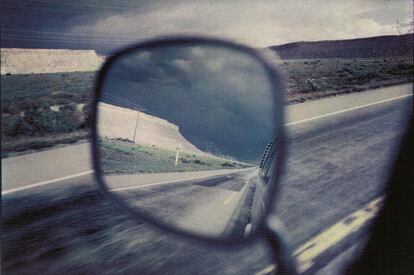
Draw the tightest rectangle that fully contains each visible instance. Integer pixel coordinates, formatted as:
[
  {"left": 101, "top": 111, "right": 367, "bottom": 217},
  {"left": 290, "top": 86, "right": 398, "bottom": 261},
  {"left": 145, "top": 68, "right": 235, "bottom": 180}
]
[
  {"left": 107, "top": 168, "right": 257, "bottom": 237},
  {"left": 2, "top": 83, "right": 412, "bottom": 274}
]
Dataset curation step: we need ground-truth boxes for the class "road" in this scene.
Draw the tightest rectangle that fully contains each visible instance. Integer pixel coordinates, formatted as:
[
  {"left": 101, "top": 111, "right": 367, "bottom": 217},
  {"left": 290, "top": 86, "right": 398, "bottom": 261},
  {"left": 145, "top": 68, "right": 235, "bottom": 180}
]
[
  {"left": 106, "top": 167, "right": 257, "bottom": 237},
  {"left": 2, "top": 83, "right": 412, "bottom": 274}
]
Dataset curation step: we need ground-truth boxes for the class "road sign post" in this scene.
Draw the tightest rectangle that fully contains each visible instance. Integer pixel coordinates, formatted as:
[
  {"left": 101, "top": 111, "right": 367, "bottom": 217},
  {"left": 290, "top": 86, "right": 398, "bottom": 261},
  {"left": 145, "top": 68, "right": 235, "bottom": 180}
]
[{"left": 175, "top": 145, "right": 181, "bottom": 166}]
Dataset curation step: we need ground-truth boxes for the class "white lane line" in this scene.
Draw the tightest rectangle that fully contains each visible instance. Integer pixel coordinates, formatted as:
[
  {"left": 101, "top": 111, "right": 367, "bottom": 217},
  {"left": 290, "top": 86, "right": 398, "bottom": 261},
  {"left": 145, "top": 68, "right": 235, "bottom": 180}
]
[
  {"left": 1, "top": 170, "right": 94, "bottom": 195},
  {"left": 285, "top": 93, "right": 412, "bottom": 126},
  {"left": 255, "top": 196, "right": 384, "bottom": 274}
]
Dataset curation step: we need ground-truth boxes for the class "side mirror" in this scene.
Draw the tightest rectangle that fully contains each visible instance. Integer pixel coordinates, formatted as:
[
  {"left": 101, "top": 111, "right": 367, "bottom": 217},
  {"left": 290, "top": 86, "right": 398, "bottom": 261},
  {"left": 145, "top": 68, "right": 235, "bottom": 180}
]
[{"left": 91, "top": 36, "right": 286, "bottom": 241}]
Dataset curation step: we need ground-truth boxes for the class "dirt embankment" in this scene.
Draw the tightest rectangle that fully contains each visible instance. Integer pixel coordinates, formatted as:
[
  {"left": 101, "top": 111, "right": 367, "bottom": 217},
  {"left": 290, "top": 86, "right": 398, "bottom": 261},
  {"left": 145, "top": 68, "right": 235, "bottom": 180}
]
[
  {"left": 98, "top": 103, "right": 203, "bottom": 154},
  {"left": 1, "top": 48, "right": 104, "bottom": 74}
]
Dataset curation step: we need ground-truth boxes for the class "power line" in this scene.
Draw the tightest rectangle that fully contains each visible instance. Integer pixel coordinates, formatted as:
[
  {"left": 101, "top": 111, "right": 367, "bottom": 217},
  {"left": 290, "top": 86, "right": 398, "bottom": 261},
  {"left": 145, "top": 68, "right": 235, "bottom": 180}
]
[
  {"left": 33, "top": 0, "right": 140, "bottom": 11},
  {"left": 1, "top": 36, "right": 128, "bottom": 45},
  {"left": 1, "top": 3, "right": 116, "bottom": 15},
  {"left": 104, "top": 93, "right": 144, "bottom": 111},
  {"left": 1, "top": 28, "right": 134, "bottom": 39},
  {"left": 2, "top": 34, "right": 135, "bottom": 44}
]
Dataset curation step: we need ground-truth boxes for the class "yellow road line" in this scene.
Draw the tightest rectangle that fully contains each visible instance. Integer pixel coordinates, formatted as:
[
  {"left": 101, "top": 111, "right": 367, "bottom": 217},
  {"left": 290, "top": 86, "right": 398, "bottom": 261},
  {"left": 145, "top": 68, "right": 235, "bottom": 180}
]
[
  {"left": 255, "top": 196, "right": 384, "bottom": 274},
  {"left": 255, "top": 264, "right": 276, "bottom": 275}
]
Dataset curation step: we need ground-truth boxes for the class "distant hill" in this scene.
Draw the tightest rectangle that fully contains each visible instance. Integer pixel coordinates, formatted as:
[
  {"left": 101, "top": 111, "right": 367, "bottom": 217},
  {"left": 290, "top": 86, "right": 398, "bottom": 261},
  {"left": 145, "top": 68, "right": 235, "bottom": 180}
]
[{"left": 270, "top": 34, "right": 414, "bottom": 59}]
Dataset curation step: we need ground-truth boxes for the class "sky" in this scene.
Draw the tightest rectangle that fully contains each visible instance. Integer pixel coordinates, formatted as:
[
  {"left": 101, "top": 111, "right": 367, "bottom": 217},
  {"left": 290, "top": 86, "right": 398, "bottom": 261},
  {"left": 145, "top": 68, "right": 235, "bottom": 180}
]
[{"left": 1, "top": 0, "right": 413, "bottom": 52}]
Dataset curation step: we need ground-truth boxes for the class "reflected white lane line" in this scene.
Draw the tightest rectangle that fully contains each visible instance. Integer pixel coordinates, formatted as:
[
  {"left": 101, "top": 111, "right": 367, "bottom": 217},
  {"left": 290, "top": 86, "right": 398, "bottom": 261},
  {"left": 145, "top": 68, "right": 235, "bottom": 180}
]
[
  {"left": 109, "top": 170, "right": 240, "bottom": 192},
  {"left": 223, "top": 192, "right": 238, "bottom": 205},
  {"left": 108, "top": 167, "right": 256, "bottom": 192}
]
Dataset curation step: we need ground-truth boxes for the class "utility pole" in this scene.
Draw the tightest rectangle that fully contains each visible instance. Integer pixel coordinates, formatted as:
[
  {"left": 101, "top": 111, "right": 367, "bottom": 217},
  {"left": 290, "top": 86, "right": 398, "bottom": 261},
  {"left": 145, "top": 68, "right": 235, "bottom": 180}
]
[
  {"left": 394, "top": 19, "right": 402, "bottom": 35},
  {"left": 393, "top": 19, "right": 414, "bottom": 35},
  {"left": 132, "top": 110, "right": 140, "bottom": 142}
]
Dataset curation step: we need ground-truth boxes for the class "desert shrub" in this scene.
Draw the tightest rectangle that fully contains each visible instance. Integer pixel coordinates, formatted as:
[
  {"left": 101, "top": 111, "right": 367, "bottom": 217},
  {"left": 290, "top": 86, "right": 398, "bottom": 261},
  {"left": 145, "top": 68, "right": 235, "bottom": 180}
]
[
  {"left": 356, "top": 71, "right": 379, "bottom": 82},
  {"left": 58, "top": 93, "right": 75, "bottom": 99},
  {"left": 221, "top": 162, "right": 235, "bottom": 167},
  {"left": 1, "top": 103, "right": 20, "bottom": 114},
  {"left": 193, "top": 159, "right": 206, "bottom": 165},
  {"left": 57, "top": 104, "right": 82, "bottom": 132},
  {"left": 81, "top": 102, "right": 93, "bottom": 128},
  {"left": 342, "top": 67, "right": 359, "bottom": 76},
  {"left": 16, "top": 100, "right": 42, "bottom": 110},
  {"left": 26, "top": 141, "right": 56, "bottom": 150},
  {"left": 23, "top": 105, "right": 54, "bottom": 133},
  {"left": 387, "top": 63, "right": 414, "bottom": 76},
  {"left": 22, "top": 104, "right": 82, "bottom": 135},
  {"left": 53, "top": 98, "right": 73, "bottom": 105},
  {"left": 303, "top": 78, "right": 322, "bottom": 92},
  {"left": 341, "top": 66, "right": 381, "bottom": 82},
  {"left": 180, "top": 158, "right": 190, "bottom": 163},
  {"left": 115, "top": 137, "right": 134, "bottom": 143},
  {"left": 2, "top": 115, "right": 33, "bottom": 137}
]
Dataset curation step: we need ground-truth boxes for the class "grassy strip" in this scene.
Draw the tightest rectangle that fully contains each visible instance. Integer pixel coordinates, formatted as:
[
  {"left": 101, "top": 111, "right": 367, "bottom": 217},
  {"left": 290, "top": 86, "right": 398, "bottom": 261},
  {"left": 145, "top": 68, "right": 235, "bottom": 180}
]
[
  {"left": 100, "top": 138, "right": 251, "bottom": 174},
  {"left": 1, "top": 72, "right": 94, "bottom": 104}
]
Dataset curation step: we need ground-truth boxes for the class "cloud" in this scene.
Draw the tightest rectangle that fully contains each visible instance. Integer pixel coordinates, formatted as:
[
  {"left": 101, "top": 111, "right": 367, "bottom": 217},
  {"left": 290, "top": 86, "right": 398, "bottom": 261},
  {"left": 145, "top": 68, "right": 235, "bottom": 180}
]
[
  {"left": 348, "top": 18, "right": 388, "bottom": 37},
  {"left": 70, "top": 0, "right": 413, "bottom": 47}
]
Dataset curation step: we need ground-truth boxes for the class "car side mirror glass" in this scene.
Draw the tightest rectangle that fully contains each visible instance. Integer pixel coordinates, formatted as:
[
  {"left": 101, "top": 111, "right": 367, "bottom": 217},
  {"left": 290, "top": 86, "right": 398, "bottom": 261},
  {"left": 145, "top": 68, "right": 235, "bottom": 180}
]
[{"left": 92, "top": 37, "right": 285, "bottom": 240}]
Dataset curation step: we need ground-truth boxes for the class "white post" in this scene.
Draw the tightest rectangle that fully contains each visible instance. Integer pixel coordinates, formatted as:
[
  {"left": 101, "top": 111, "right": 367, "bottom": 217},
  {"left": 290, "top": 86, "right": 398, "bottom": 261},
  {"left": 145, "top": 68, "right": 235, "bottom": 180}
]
[{"left": 175, "top": 144, "right": 181, "bottom": 166}]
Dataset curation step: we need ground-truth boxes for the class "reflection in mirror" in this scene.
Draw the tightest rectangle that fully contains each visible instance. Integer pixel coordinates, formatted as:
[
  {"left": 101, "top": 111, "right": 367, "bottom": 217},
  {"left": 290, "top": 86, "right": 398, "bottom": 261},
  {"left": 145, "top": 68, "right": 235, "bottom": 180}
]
[{"left": 97, "top": 44, "right": 282, "bottom": 239}]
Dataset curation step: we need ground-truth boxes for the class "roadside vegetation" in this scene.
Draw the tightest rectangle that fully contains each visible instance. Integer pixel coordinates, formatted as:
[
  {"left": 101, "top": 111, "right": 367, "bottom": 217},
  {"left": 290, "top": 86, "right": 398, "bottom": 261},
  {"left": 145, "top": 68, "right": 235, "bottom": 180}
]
[
  {"left": 281, "top": 57, "right": 413, "bottom": 103},
  {"left": 100, "top": 137, "right": 251, "bottom": 174},
  {"left": 1, "top": 56, "right": 412, "bottom": 157},
  {"left": 1, "top": 72, "right": 94, "bottom": 157}
]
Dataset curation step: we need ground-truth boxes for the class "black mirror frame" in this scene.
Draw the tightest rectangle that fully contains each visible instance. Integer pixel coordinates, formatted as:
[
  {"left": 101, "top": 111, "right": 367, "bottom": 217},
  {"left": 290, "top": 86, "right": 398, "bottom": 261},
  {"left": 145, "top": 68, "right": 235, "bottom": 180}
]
[{"left": 90, "top": 35, "right": 288, "bottom": 246}]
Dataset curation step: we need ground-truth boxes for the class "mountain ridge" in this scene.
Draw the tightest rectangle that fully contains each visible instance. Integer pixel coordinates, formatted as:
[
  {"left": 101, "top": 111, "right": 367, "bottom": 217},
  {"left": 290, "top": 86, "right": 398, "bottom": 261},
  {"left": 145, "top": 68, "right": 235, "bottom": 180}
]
[{"left": 270, "top": 33, "right": 413, "bottom": 59}]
